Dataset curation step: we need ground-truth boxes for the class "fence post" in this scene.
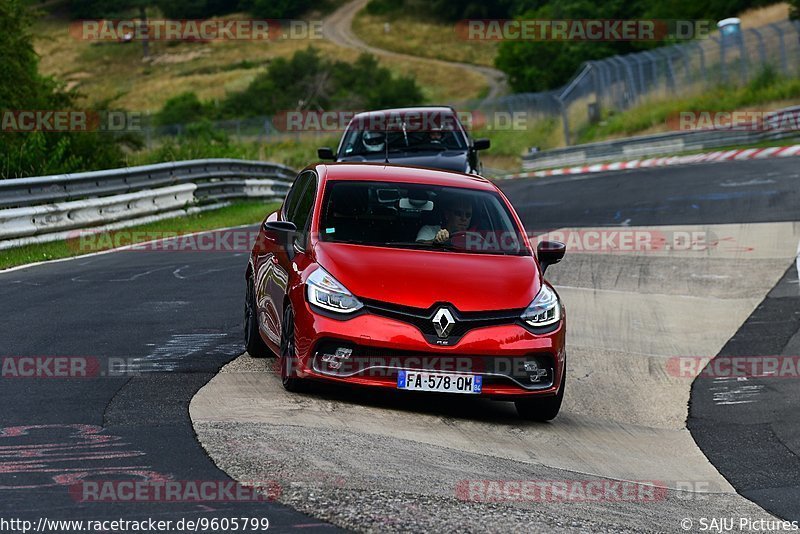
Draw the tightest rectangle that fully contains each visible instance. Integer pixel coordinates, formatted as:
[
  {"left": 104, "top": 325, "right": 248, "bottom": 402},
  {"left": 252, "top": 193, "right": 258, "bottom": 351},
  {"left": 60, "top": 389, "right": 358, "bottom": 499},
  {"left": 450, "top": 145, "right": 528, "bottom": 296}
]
[
  {"left": 641, "top": 51, "right": 660, "bottom": 97},
  {"left": 633, "top": 54, "right": 646, "bottom": 98},
  {"left": 711, "top": 35, "right": 726, "bottom": 84},
  {"left": 769, "top": 23, "right": 789, "bottom": 74},
  {"left": 557, "top": 96, "right": 570, "bottom": 147},
  {"left": 690, "top": 42, "right": 708, "bottom": 86},
  {"left": 749, "top": 28, "right": 767, "bottom": 67},
  {"left": 591, "top": 62, "right": 603, "bottom": 116},
  {"left": 736, "top": 29, "right": 749, "bottom": 82}
]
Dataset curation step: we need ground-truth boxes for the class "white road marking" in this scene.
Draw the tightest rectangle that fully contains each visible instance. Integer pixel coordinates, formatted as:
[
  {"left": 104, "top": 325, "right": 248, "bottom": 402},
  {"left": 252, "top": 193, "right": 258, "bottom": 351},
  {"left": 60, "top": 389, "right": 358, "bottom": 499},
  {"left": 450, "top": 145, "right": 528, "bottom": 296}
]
[{"left": 719, "top": 179, "right": 776, "bottom": 187}]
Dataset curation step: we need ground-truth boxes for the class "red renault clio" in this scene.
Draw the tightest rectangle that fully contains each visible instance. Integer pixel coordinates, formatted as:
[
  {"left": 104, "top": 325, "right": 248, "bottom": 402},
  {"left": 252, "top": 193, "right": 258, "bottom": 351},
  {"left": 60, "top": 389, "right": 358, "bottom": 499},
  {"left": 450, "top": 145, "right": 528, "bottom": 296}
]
[{"left": 245, "top": 163, "right": 567, "bottom": 421}]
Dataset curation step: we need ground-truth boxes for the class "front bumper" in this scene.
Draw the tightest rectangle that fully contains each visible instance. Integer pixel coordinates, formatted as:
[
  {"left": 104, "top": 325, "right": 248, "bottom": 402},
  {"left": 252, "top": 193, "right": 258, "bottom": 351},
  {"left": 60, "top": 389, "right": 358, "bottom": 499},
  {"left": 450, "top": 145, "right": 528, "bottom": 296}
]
[{"left": 292, "top": 299, "right": 566, "bottom": 399}]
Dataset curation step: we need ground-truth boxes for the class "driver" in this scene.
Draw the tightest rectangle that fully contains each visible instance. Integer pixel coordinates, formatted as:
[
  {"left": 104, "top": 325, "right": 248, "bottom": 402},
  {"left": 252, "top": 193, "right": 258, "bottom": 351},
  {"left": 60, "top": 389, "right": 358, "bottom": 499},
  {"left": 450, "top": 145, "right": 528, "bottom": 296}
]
[
  {"left": 362, "top": 130, "right": 385, "bottom": 152},
  {"left": 416, "top": 195, "right": 472, "bottom": 243}
]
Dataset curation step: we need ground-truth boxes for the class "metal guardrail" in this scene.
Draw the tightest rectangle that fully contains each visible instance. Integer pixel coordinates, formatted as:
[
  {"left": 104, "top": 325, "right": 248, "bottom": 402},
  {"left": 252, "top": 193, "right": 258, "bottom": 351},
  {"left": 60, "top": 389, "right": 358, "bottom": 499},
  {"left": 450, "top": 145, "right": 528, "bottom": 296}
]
[
  {"left": 522, "top": 109, "right": 800, "bottom": 171},
  {"left": 0, "top": 159, "right": 297, "bottom": 249},
  {"left": 0, "top": 158, "right": 296, "bottom": 209}
]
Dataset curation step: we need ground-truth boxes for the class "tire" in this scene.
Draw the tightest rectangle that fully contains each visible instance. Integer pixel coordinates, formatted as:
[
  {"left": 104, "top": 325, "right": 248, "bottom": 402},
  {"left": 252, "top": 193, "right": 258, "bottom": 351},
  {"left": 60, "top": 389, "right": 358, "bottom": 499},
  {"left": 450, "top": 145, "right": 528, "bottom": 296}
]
[
  {"left": 244, "top": 277, "right": 272, "bottom": 358},
  {"left": 514, "top": 365, "right": 566, "bottom": 422},
  {"left": 279, "top": 305, "right": 307, "bottom": 393}
]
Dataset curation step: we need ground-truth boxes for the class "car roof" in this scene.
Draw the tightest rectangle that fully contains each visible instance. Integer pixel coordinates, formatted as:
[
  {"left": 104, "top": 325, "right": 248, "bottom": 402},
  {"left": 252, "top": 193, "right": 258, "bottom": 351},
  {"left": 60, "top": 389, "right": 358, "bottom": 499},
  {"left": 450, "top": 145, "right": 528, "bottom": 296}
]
[
  {"left": 350, "top": 106, "right": 456, "bottom": 121},
  {"left": 314, "top": 163, "right": 495, "bottom": 191}
]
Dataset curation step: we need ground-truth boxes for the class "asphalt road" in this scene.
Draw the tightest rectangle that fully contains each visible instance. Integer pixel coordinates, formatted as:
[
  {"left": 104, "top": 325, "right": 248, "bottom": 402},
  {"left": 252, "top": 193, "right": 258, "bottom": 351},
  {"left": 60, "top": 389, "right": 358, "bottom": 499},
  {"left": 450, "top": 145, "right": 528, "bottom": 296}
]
[
  {"left": 688, "top": 262, "right": 800, "bottom": 521},
  {"left": 0, "top": 244, "right": 336, "bottom": 532},
  {"left": 499, "top": 158, "right": 800, "bottom": 228},
  {"left": 502, "top": 157, "right": 800, "bottom": 522},
  {"left": 2, "top": 157, "right": 799, "bottom": 532}
]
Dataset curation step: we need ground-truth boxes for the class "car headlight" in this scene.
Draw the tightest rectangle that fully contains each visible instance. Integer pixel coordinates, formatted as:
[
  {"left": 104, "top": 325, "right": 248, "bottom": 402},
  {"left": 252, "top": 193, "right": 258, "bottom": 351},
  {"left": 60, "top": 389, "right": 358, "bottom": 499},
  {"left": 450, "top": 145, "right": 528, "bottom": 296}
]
[
  {"left": 307, "top": 267, "right": 363, "bottom": 313},
  {"left": 521, "top": 284, "right": 561, "bottom": 327}
]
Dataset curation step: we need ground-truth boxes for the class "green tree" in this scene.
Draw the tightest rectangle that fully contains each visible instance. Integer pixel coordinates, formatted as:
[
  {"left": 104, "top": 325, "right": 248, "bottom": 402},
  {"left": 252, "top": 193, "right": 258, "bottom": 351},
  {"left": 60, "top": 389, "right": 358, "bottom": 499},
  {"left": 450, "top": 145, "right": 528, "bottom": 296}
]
[
  {"left": 215, "top": 48, "right": 424, "bottom": 119},
  {"left": 1, "top": 0, "right": 131, "bottom": 178},
  {"left": 156, "top": 92, "right": 207, "bottom": 126}
]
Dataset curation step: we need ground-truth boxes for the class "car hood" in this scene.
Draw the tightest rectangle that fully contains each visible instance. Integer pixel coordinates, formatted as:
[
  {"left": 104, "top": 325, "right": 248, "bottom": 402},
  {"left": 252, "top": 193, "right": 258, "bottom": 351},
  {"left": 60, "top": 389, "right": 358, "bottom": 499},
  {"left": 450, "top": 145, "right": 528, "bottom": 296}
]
[
  {"left": 314, "top": 242, "right": 540, "bottom": 311},
  {"left": 338, "top": 150, "right": 469, "bottom": 173}
]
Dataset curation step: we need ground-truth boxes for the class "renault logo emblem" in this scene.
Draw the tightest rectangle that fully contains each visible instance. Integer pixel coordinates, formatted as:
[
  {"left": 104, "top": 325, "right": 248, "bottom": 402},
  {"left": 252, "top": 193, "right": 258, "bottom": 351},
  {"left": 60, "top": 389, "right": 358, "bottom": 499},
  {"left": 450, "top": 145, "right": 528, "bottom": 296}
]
[{"left": 432, "top": 308, "right": 455, "bottom": 338}]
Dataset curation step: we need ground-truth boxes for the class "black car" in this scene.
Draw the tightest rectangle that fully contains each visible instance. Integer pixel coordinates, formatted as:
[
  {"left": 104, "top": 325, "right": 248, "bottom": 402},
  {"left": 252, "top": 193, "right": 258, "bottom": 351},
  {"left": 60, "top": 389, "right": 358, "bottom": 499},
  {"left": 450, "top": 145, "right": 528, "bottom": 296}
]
[{"left": 317, "top": 106, "right": 490, "bottom": 175}]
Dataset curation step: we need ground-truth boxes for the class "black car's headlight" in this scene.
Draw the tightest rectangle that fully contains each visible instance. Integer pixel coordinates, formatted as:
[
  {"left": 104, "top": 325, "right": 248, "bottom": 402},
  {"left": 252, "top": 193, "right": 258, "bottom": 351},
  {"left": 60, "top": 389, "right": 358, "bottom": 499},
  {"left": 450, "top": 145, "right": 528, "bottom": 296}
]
[
  {"left": 307, "top": 267, "right": 363, "bottom": 313},
  {"left": 521, "top": 285, "right": 561, "bottom": 327}
]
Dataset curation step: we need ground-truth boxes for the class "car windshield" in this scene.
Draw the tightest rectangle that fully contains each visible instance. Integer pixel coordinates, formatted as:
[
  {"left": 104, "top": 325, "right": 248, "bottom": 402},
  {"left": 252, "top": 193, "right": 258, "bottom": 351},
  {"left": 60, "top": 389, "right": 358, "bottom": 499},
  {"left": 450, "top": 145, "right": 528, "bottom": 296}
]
[
  {"left": 319, "top": 181, "right": 528, "bottom": 256},
  {"left": 340, "top": 123, "right": 467, "bottom": 158}
]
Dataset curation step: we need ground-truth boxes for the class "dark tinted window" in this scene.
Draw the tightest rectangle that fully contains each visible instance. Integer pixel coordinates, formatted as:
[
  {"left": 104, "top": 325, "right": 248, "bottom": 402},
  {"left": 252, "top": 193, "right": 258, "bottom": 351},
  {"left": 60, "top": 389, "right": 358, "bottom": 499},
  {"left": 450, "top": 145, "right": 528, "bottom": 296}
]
[
  {"left": 320, "top": 181, "right": 527, "bottom": 256},
  {"left": 288, "top": 172, "right": 317, "bottom": 248},
  {"left": 282, "top": 173, "right": 309, "bottom": 221}
]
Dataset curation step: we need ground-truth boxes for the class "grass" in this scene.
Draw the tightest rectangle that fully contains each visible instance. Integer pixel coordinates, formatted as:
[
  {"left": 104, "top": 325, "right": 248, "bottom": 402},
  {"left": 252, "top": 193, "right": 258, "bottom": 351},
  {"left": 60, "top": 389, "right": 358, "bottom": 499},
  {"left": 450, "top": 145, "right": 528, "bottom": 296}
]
[
  {"left": 34, "top": 14, "right": 353, "bottom": 112},
  {"left": 0, "top": 200, "right": 279, "bottom": 271},
  {"left": 576, "top": 73, "right": 800, "bottom": 144},
  {"left": 32, "top": 6, "right": 486, "bottom": 113},
  {"left": 351, "top": 12, "right": 498, "bottom": 68},
  {"left": 471, "top": 117, "right": 561, "bottom": 172},
  {"left": 738, "top": 2, "right": 791, "bottom": 27},
  {"left": 127, "top": 131, "right": 338, "bottom": 170}
]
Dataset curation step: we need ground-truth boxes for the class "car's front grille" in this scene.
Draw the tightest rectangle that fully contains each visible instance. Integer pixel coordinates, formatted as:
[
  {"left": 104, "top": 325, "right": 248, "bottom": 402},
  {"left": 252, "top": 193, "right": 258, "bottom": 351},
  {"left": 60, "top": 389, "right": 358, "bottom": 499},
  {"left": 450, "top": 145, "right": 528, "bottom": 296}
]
[
  {"left": 311, "top": 340, "right": 556, "bottom": 390},
  {"left": 361, "top": 298, "right": 525, "bottom": 343}
]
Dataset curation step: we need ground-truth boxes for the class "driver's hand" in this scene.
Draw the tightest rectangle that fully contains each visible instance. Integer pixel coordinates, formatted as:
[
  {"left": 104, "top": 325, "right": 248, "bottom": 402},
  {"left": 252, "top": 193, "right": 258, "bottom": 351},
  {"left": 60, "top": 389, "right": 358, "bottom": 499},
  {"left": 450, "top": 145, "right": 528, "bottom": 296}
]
[{"left": 433, "top": 229, "right": 450, "bottom": 243}]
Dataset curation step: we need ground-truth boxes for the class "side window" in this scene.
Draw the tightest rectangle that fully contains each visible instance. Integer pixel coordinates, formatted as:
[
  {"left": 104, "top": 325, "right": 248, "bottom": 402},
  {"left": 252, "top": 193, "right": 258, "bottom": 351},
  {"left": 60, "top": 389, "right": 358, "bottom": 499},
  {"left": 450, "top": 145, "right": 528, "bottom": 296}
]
[
  {"left": 287, "top": 172, "right": 317, "bottom": 249},
  {"left": 282, "top": 172, "right": 309, "bottom": 221}
]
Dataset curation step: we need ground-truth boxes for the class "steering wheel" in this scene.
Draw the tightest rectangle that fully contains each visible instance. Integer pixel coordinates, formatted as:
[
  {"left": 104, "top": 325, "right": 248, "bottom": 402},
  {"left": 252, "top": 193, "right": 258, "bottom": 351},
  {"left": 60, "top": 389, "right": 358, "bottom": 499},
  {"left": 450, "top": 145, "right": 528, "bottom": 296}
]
[{"left": 449, "top": 231, "right": 485, "bottom": 251}]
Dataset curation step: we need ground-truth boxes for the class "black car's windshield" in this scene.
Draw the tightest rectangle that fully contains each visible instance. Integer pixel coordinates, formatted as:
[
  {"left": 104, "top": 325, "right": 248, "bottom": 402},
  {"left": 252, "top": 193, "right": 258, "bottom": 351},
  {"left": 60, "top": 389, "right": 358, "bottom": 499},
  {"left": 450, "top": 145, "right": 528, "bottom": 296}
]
[
  {"left": 340, "top": 126, "right": 467, "bottom": 158},
  {"left": 319, "top": 181, "right": 528, "bottom": 256}
]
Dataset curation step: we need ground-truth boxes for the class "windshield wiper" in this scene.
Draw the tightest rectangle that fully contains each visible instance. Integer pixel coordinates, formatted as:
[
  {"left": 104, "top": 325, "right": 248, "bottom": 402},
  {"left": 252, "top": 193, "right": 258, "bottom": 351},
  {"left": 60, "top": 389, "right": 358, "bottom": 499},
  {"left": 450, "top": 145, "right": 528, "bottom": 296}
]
[{"left": 388, "top": 145, "right": 450, "bottom": 153}]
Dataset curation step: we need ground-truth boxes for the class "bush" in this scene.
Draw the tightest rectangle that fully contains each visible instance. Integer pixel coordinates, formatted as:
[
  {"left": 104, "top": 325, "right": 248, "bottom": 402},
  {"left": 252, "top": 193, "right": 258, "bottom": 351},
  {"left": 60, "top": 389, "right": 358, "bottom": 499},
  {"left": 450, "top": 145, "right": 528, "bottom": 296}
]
[
  {"left": 218, "top": 47, "right": 423, "bottom": 118},
  {"left": 155, "top": 92, "right": 207, "bottom": 126},
  {"left": 140, "top": 123, "right": 256, "bottom": 163}
]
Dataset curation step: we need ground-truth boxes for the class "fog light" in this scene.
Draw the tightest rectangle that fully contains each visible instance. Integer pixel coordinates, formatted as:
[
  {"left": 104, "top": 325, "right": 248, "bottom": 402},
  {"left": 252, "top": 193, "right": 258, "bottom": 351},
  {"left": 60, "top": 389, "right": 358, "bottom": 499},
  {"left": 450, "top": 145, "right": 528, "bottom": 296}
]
[
  {"left": 321, "top": 347, "right": 352, "bottom": 370},
  {"left": 524, "top": 360, "right": 548, "bottom": 383}
]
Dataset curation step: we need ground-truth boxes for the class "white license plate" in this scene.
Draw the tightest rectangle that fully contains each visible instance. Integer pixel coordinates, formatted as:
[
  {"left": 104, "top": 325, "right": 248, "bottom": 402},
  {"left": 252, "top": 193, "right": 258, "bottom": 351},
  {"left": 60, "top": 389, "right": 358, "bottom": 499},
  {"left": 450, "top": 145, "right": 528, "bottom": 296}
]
[{"left": 397, "top": 371, "right": 482, "bottom": 394}]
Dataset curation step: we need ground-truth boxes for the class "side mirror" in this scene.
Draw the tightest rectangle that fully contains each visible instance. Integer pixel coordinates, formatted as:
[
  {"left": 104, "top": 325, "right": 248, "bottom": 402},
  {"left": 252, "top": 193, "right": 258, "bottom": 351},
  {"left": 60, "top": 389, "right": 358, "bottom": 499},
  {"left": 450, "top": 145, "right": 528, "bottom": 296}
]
[
  {"left": 264, "top": 220, "right": 298, "bottom": 260},
  {"left": 537, "top": 240, "right": 565, "bottom": 273},
  {"left": 317, "top": 147, "right": 335, "bottom": 160},
  {"left": 473, "top": 138, "right": 490, "bottom": 151}
]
